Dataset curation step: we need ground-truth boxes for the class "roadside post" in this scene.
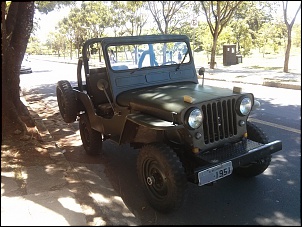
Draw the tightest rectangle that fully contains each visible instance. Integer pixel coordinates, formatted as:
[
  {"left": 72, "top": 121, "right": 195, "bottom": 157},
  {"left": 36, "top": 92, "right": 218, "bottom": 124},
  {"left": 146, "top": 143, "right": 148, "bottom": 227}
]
[{"left": 191, "top": 18, "right": 198, "bottom": 59}]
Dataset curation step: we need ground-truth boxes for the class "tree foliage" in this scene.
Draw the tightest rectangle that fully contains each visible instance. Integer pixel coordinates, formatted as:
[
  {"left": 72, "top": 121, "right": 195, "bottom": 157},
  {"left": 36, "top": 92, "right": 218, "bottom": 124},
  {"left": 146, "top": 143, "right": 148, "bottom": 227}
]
[
  {"left": 114, "top": 1, "right": 148, "bottom": 36},
  {"left": 29, "top": 1, "right": 299, "bottom": 70}
]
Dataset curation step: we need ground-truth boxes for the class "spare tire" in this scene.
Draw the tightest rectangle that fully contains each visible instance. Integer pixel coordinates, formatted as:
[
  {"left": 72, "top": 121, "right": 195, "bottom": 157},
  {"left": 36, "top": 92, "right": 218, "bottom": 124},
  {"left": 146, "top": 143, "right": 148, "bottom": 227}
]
[{"left": 56, "top": 80, "right": 77, "bottom": 123}]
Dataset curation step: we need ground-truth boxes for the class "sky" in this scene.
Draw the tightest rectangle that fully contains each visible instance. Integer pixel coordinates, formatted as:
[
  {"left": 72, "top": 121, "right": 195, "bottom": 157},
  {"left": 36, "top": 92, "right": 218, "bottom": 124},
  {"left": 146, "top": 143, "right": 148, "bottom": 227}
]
[
  {"left": 34, "top": 2, "right": 301, "bottom": 43},
  {"left": 34, "top": 7, "right": 71, "bottom": 42}
]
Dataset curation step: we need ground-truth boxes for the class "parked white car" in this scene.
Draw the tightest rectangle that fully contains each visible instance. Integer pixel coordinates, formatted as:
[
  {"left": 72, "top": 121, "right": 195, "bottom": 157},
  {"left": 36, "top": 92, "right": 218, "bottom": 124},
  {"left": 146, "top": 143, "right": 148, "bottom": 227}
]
[{"left": 20, "top": 54, "right": 32, "bottom": 74}]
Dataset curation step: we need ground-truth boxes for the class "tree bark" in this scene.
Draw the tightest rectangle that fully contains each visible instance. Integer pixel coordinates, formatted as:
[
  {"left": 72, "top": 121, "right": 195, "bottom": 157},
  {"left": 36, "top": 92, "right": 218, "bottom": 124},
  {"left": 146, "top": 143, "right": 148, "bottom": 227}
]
[
  {"left": 283, "top": 27, "right": 291, "bottom": 73},
  {"left": 2, "top": 2, "right": 36, "bottom": 137},
  {"left": 210, "top": 35, "right": 218, "bottom": 69}
]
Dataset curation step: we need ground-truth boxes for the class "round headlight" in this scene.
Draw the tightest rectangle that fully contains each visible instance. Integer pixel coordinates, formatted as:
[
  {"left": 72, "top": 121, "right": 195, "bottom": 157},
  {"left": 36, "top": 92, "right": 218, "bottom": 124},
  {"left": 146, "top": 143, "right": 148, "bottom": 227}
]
[
  {"left": 239, "top": 97, "right": 252, "bottom": 116},
  {"left": 187, "top": 108, "right": 203, "bottom": 129}
]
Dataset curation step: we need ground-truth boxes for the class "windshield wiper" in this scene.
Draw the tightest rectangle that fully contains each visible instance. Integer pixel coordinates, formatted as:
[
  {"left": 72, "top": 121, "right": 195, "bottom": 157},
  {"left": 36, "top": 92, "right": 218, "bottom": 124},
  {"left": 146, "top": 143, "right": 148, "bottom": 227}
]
[{"left": 175, "top": 49, "right": 189, "bottom": 71}]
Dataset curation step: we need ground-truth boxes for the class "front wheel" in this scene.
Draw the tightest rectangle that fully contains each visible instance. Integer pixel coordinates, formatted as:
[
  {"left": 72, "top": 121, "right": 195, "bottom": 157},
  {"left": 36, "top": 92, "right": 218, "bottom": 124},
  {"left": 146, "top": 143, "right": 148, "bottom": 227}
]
[
  {"left": 79, "top": 113, "right": 102, "bottom": 155},
  {"left": 137, "top": 143, "right": 187, "bottom": 213},
  {"left": 233, "top": 121, "right": 271, "bottom": 177}
]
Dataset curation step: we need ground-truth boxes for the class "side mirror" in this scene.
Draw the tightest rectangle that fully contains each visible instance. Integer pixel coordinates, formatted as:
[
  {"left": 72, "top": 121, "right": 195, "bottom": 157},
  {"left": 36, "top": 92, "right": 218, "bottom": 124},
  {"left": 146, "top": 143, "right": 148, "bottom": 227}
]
[
  {"left": 252, "top": 100, "right": 261, "bottom": 111},
  {"left": 198, "top": 67, "right": 205, "bottom": 76},
  {"left": 97, "top": 79, "right": 109, "bottom": 91}
]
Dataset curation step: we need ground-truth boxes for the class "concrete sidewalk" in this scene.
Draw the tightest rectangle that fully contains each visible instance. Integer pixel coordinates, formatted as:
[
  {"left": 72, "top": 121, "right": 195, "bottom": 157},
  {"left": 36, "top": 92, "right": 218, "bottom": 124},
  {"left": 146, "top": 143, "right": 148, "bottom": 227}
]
[
  {"left": 198, "top": 64, "right": 301, "bottom": 90},
  {"left": 1, "top": 101, "right": 88, "bottom": 225},
  {"left": 2, "top": 96, "right": 141, "bottom": 226}
]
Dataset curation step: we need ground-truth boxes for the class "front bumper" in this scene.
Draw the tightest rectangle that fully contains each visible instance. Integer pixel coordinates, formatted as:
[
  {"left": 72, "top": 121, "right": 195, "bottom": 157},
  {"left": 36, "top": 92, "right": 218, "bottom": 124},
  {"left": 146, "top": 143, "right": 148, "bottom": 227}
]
[{"left": 192, "top": 139, "right": 282, "bottom": 185}]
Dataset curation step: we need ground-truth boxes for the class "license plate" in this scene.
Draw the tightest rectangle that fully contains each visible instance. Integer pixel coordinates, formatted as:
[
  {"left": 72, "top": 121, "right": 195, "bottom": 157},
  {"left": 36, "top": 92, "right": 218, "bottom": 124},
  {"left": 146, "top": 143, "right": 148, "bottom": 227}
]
[{"left": 198, "top": 161, "right": 233, "bottom": 186}]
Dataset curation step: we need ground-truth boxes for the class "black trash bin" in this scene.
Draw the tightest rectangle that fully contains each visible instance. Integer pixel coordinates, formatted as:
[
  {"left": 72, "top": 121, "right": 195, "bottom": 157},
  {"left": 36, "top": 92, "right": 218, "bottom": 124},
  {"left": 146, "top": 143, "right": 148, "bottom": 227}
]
[
  {"left": 236, "top": 55, "right": 242, "bottom": 64},
  {"left": 223, "top": 44, "right": 236, "bottom": 66}
]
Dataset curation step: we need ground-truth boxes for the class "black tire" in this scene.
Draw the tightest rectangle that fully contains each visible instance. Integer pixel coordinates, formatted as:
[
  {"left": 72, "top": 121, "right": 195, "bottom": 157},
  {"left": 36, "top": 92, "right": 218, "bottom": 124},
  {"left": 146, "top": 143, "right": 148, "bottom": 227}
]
[
  {"left": 79, "top": 113, "right": 102, "bottom": 155},
  {"left": 56, "top": 80, "right": 77, "bottom": 123},
  {"left": 137, "top": 143, "right": 187, "bottom": 213},
  {"left": 233, "top": 121, "right": 271, "bottom": 178}
]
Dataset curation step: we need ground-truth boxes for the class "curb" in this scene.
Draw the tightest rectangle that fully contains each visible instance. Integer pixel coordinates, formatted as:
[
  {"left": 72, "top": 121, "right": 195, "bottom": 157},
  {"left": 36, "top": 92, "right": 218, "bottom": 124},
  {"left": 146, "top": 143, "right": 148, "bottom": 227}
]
[
  {"left": 198, "top": 76, "right": 301, "bottom": 90},
  {"left": 262, "top": 81, "right": 301, "bottom": 90}
]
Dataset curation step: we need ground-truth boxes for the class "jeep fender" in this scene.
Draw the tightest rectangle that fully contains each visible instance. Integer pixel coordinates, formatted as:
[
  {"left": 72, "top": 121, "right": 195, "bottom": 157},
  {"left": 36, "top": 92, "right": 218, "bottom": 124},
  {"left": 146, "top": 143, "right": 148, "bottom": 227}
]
[{"left": 119, "top": 113, "right": 184, "bottom": 144}]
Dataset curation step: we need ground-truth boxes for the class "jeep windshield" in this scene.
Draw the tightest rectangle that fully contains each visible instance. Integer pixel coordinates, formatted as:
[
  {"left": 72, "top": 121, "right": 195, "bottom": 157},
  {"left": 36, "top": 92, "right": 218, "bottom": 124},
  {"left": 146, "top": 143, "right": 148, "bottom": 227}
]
[
  {"left": 108, "top": 41, "right": 190, "bottom": 71},
  {"left": 85, "top": 39, "right": 190, "bottom": 71}
]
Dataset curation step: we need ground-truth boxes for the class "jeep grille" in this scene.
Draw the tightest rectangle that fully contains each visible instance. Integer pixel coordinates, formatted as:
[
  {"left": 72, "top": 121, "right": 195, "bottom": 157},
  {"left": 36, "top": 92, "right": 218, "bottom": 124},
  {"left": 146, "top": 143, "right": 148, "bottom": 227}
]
[{"left": 202, "top": 98, "right": 237, "bottom": 144}]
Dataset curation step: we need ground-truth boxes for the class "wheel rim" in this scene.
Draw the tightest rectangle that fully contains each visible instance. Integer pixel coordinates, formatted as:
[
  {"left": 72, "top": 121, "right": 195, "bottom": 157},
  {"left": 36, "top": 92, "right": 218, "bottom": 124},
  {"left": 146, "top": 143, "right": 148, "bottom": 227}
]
[{"left": 143, "top": 158, "right": 168, "bottom": 200}]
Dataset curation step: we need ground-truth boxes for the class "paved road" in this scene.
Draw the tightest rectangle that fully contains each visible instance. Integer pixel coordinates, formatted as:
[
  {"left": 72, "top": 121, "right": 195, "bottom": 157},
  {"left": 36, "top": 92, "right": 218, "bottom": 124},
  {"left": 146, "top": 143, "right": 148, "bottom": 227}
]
[{"left": 11, "top": 59, "right": 302, "bottom": 225}]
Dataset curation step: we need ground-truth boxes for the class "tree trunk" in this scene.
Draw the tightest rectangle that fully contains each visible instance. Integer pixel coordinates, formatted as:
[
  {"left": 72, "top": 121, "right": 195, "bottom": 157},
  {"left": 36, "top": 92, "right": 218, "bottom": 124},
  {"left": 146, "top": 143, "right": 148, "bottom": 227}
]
[
  {"left": 283, "top": 27, "right": 291, "bottom": 73},
  {"left": 70, "top": 41, "right": 73, "bottom": 60},
  {"left": 2, "top": 2, "right": 36, "bottom": 137},
  {"left": 210, "top": 35, "right": 218, "bottom": 69}
]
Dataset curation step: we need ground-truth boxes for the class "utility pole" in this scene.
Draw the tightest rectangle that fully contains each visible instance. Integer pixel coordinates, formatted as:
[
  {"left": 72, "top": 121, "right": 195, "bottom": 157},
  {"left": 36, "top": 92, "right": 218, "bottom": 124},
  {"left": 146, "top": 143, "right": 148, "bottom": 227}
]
[{"left": 191, "top": 17, "right": 198, "bottom": 59}]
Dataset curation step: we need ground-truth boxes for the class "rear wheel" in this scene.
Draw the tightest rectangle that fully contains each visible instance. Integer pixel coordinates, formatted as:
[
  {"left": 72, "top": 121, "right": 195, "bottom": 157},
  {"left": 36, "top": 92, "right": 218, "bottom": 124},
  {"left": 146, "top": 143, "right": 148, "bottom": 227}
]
[
  {"left": 137, "top": 143, "right": 187, "bottom": 213},
  {"left": 79, "top": 113, "right": 102, "bottom": 155},
  {"left": 234, "top": 122, "right": 271, "bottom": 177},
  {"left": 56, "top": 80, "right": 77, "bottom": 123}
]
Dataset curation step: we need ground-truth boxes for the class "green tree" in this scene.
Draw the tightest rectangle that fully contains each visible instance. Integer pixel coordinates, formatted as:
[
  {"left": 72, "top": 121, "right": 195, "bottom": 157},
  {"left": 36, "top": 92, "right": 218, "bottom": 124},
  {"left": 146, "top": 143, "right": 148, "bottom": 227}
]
[
  {"left": 58, "top": 17, "right": 75, "bottom": 59},
  {"left": 281, "top": 1, "right": 301, "bottom": 72},
  {"left": 146, "top": 1, "right": 192, "bottom": 63},
  {"left": 234, "top": 1, "right": 278, "bottom": 40},
  {"left": 198, "top": 1, "right": 242, "bottom": 69},
  {"left": 55, "top": 2, "right": 113, "bottom": 60},
  {"left": 147, "top": 1, "right": 192, "bottom": 35},
  {"left": 80, "top": 1, "right": 112, "bottom": 61},
  {"left": 27, "top": 36, "right": 43, "bottom": 55},
  {"left": 229, "top": 18, "right": 253, "bottom": 56},
  {"left": 292, "top": 24, "right": 301, "bottom": 48},
  {"left": 109, "top": 1, "right": 149, "bottom": 64},
  {"left": 117, "top": 1, "right": 148, "bottom": 36},
  {"left": 194, "top": 22, "right": 212, "bottom": 64},
  {"left": 46, "top": 31, "right": 67, "bottom": 57},
  {"left": 81, "top": 1, "right": 111, "bottom": 38},
  {"left": 257, "top": 22, "right": 283, "bottom": 57},
  {"left": 1, "top": 1, "right": 73, "bottom": 138}
]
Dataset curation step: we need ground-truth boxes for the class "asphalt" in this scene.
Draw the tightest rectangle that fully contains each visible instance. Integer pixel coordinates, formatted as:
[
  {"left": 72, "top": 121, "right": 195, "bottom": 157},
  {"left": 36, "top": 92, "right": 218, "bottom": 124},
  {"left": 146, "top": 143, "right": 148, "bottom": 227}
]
[{"left": 1, "top": 56, "right": 301, "bottom": 226}]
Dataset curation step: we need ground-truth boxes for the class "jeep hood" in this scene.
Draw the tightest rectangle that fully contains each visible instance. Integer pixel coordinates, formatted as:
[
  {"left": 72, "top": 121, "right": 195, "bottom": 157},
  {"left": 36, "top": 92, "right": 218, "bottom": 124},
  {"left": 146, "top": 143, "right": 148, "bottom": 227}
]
[{"left": 116, "top": 82, "right": 241, "bottom": 122}]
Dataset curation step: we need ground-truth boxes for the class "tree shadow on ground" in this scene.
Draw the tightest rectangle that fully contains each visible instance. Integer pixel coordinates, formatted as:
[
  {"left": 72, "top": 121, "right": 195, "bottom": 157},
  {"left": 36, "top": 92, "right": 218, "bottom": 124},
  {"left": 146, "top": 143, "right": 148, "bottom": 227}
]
[{"left": 2, "top": 82, "right": 300, "bottom": 225}]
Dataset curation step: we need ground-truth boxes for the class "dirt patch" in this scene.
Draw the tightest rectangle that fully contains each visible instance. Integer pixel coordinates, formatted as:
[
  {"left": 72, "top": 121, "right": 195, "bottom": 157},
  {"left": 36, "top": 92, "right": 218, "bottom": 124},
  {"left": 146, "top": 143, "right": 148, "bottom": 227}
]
[{"left": 1, "top": 123, "right": 56, "bottom": 170}]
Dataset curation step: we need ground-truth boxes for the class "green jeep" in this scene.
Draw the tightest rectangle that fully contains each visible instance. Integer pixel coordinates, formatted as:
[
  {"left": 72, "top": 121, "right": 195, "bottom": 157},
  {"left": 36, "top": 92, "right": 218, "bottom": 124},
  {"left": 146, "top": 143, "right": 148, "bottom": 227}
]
[{"left": 56, "top": 34, "right": 282, "bottom": 213}]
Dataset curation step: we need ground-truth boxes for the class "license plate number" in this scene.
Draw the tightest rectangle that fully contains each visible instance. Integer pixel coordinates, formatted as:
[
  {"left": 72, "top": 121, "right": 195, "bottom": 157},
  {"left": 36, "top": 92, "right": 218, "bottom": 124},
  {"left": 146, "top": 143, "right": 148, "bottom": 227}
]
[{"left": 198, "top": 161, "right": 233, "bottom": 186}]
